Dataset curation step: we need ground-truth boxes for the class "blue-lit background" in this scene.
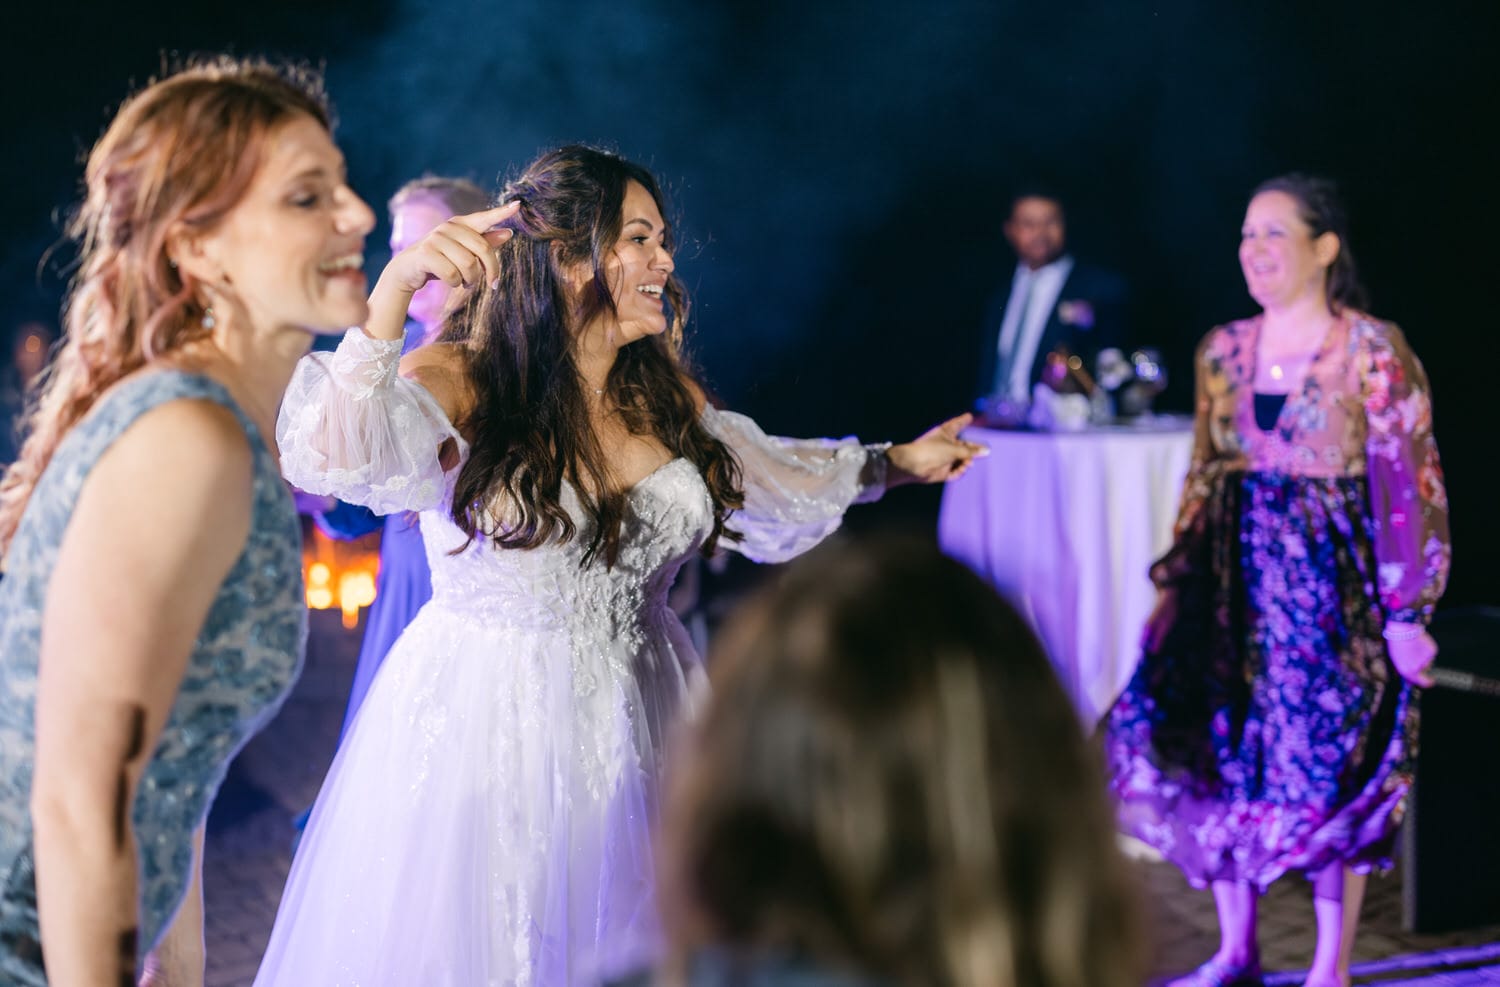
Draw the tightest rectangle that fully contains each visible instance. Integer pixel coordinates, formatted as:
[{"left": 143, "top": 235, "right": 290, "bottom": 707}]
[{"left": 4, "top": 0, "right": 1495, "bottom": 601}]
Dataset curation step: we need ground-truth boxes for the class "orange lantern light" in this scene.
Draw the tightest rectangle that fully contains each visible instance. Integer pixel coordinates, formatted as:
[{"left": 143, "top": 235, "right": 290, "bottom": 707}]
[{"left": 301, "top": 521, "right": 382, "bottom": 629}]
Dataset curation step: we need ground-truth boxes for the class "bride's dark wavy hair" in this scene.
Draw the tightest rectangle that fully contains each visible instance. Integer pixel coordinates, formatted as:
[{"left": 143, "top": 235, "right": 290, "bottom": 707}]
[{"left": 441, "top": 145, "right": 743, "bottom": 566}]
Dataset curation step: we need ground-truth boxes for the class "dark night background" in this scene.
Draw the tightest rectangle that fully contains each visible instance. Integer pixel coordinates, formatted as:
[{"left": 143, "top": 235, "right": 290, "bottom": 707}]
[{"left": 4, "top": 0, "right": 1496, "bottom": 605}]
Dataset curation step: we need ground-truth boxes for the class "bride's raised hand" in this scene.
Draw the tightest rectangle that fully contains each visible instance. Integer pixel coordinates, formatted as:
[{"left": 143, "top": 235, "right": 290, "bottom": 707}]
[
  {"left": 367, "top": 202, "right": 520, "bottom": 339},
  {"left": 379, "top": 202, "right": 520, "bottom": 295}
]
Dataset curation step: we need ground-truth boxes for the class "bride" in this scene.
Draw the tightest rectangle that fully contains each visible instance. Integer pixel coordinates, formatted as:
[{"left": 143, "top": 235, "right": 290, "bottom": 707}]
[{"left": 256, "top": 144, "right": 983, "bottom": 985}]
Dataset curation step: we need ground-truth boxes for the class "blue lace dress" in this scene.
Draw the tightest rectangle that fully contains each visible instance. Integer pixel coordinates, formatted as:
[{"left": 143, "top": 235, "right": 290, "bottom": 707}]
[{"left": 0, "top": 371, "right": 306, "bottom": 983}]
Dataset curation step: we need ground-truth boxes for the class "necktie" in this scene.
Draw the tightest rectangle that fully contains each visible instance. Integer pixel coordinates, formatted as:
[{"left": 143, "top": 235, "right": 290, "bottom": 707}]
[{"left": 993, "top": 273, "right": 1036, "bottom": 399}]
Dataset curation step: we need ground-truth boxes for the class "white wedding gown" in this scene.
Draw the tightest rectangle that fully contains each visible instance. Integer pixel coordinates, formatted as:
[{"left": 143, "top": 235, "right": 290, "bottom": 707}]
[{"left": 254, "top": 329, "right": 886, "bottom": 986}]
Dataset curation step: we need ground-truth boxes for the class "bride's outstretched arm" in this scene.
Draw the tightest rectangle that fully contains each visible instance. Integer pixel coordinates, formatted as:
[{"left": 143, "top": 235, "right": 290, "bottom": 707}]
[{"left": 701, "top": 404, "right": 984, "bottom": 563}]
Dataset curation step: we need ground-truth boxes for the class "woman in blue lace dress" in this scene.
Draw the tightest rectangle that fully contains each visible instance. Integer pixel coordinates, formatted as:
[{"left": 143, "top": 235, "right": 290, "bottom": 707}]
[{"left": 0, "top": 58, "right": 374, "bottom": 984}]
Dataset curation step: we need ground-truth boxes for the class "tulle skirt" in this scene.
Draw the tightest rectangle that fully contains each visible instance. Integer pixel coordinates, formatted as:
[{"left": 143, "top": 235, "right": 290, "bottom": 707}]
[
  {"left": 338, "top": 515, "right": 432, "bottom": 740},
  {"left": 254, "top": 599, "right": 700, "bottom": 986}
]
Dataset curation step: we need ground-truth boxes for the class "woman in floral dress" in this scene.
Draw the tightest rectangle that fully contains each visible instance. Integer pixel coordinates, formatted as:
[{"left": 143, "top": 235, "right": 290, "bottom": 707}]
[{"left": 1105, "top": 174, "right": 1449, "bottom": 987}]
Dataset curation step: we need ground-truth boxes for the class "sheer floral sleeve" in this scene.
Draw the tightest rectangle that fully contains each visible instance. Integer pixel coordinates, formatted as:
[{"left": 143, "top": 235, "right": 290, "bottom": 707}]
[
  {"left": 1150, "top": 333, "right": 1226, "bottom": 589},
  {"left": 1363, "top": 323, "right": 1450, "bottom": 624},
  {"left": 700, "top": 404, "right": 887, "bottom": 564},
  {"left": 277, "top": 328, "right": 467, "bottom": 515}
]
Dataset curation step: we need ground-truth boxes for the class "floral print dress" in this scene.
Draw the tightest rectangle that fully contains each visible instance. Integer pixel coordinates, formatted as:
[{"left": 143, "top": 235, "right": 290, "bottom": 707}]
[{"left": 1105, "top": 312, "right": 1449, "bottom": 888}]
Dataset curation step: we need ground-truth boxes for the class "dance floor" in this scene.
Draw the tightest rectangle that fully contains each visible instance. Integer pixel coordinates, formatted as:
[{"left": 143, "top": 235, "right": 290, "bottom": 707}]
[{"left": 201, "top": 608, "right": 1500, "bottom": 986}]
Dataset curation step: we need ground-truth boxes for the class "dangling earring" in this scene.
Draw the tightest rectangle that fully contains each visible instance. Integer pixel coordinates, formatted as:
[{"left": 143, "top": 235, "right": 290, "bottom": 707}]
[{"left": 201, "top": 306, "right": 216, "bottom": 330}]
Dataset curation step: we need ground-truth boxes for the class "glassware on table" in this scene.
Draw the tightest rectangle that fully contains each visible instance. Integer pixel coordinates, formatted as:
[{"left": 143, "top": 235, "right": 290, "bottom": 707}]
[{"left": 1117, "top": 347, "right": 1167, "bottom": 419}]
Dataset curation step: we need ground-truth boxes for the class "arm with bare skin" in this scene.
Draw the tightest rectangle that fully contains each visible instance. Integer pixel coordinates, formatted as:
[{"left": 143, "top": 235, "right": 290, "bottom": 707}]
[
  {"left": 364, "top": 203, "right": 517, "bottom": 342},
  {"left": 137, "top": 826, "right": 205, "bottom": 987},
  {"left": 29, "top": 399, "right": 253, "bottom": 986}
]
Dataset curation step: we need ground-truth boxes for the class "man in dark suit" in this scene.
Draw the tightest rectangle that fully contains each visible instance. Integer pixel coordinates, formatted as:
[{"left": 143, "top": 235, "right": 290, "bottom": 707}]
[{"left": 976, "top": 190, "right": 1129, "bottom": 404}]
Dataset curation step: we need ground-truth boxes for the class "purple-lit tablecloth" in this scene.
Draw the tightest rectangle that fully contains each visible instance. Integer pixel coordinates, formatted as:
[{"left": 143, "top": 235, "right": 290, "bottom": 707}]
[{"left": 938, "top": 418, "right": 1194, "bottom": 722}]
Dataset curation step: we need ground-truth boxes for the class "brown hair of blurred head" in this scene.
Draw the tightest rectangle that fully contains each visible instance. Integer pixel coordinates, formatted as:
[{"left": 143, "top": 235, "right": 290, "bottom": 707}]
[
  {"left": 0, "top": 56, "right": 330, "bottom": 558},
  {"left": 658, "top": 534, "right": 1143, "bottom": 987}
]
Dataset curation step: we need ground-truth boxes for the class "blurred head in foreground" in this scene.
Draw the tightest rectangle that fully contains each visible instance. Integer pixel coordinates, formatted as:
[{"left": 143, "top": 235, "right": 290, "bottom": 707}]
[{"left": 657, "top": 534, "right": 1143, "bottom": 987}]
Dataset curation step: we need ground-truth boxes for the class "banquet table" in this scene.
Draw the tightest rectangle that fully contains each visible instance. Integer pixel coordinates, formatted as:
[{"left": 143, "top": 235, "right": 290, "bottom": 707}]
[{"left": 937, "top": 417, "right": 1194, "bottom": 723}]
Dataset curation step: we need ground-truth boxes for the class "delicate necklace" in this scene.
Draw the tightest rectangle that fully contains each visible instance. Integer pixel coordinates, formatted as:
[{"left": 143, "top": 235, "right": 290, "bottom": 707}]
[{"left": 1264, "top": 314, "right": 1338, "bottom": 383}]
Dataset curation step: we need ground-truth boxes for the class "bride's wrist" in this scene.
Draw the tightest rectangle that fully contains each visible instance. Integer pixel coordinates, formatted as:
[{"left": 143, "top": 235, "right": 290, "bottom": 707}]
[{"left": 364, "top": 274, "right": 419, "bottom": 341}]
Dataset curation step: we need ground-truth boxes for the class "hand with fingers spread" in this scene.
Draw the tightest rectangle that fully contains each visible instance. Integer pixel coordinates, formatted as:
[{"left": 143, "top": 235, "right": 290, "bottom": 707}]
[
  {"left": 886, "top": 412, "right": 990, "bottom": 486},
  {"left": 366, "top": 201, "right": 520, "bottom": 340}
]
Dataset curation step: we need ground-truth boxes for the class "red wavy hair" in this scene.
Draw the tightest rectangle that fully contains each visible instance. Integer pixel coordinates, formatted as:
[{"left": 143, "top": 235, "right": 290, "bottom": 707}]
[{"left": 0, "top": 56, "right": 329, "bottom": 559}]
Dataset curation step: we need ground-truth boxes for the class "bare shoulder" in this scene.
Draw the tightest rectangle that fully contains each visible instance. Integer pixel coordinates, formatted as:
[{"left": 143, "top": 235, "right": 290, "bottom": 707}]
[
  {"left": 104, "top": 398, "right": 253, "bottom": 503},
  {"left": 401, "top": 343, "right": 475, "bottom": 422},
  {"left": 111, "top": 398, "right": 252, "bottom": 472},
  {"left": 44, "top": 398, "right": 259, "bottom": 713},
  {"left": 80, "top": 396, "right": 255, "bottom": 552}
]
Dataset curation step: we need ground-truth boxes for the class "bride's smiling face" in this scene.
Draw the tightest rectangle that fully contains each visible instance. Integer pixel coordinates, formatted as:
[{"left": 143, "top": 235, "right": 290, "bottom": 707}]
[{"left": 577, "top": 180, "right": 675, "bottom": 349}]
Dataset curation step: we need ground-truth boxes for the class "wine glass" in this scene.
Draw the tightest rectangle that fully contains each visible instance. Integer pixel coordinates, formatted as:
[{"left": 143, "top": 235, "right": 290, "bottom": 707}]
[{"left": 1119, "top": 348, "right": 1167, "bottom": 418}]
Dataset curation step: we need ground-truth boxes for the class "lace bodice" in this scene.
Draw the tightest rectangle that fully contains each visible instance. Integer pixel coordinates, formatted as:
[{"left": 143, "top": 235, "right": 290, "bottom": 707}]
[{"left": 418, "top": 457, "right": 713, "bottom": 647}]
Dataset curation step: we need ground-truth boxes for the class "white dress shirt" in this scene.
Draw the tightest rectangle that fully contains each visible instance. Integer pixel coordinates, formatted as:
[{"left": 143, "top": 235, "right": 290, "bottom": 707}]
[{"left": 994, "top": 254, "right": 1074, "bottom": 401}]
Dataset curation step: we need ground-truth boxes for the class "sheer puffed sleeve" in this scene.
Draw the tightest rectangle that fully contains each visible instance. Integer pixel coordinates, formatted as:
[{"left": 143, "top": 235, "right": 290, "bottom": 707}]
[
  {"left": 1363, "top": 322, "right": 1451, "bottom": 624},
  {"left": 278, "top": 328, "right": 467, "bottom": 514},
  {"left": 701, "top": 404, "right": 887, "bottom": 564}
]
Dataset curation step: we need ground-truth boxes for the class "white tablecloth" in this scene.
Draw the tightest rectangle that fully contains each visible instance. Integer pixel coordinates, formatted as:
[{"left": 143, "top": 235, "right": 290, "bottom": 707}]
[{"left": 938, "top": 419, "right": 1194, "bottom": 723}]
